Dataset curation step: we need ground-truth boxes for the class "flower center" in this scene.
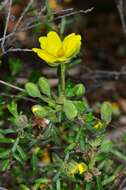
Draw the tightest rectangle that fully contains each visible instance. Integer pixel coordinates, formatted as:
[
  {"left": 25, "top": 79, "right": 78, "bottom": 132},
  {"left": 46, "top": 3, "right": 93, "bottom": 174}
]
[{"left": 57, "top": 47, "right": 64, "bottom": 57}]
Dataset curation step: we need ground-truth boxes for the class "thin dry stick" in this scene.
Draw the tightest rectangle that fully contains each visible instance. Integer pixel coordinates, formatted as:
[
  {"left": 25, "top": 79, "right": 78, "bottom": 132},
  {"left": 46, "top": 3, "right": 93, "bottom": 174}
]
[
  {"left": 117, "top": 0, "right": 126, "bottom": 34},
  {"left": 0, "top": 2, "right": 45, "bottom": 43},
  {"left": 118, "top": 177, "right": 126, "bottom": 190},
  {"left": 53, "top": 8, "right": 74, "bottom": 15},
  {"left": 0, "top": 33, "right": 13, "bottom": 43},
  {"left": 0, "top": 80, "right": 25, "bottom": 92},
  {"left": 17, "top": 7, "right": 94, "bottom": 32},
  {"left": 38, "top": 5, "right": 46, "bottom": 16},
  {"left": 5, "top": 48, "right": 32, "bottom": 53},
  {"left": 54, "top": 7, "right": 94, "bottom": 20},
  {"left": 0, "top": 7, "right": 93, "bottom": 41},
  {"left": 13, "top": 0, "right": 33, "bottom": 33},
  {"left": 0, "top": 48, "right": 32, "bottom": 56},
  {"left": 0, "top": 93, "right": 37, "bottom": 103},
  {"left": 0, "top": 0, "right": 9, "bottom": 10},
  {"left": 1, "top": 0, "right": 12, "bottom": 52}
]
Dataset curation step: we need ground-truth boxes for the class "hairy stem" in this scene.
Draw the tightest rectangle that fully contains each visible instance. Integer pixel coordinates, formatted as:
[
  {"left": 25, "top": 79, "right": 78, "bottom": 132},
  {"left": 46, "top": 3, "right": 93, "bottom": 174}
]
[{"left": 60, "top": 63, "right": 65, "bottom": 98}]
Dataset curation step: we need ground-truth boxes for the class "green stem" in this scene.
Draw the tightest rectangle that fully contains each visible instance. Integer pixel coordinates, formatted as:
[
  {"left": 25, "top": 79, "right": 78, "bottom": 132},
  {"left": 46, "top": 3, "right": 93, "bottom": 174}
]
[
  {"left": 85, "top": 183, "right": 92, "bottom": 190},
  {"left": 39, "top": 95, "right": 55, "bottom": 108},
  {"left": 96, "top": 176, "right": 103, "bottom": 190},
  {"left": 60, "top": 63, "right": 65, "bottom": 98}
]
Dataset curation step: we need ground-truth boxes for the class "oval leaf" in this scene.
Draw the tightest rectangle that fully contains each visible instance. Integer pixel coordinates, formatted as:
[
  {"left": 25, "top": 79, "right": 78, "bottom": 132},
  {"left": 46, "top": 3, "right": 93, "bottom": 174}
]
[
  {"left": 25, "top": 82, "right": 41, "bottom": 98},
  {"left": 38, "top": 77, "right": 51, "bottom": 97},
  {"left": 32, "top": 105, "right": 47, "bottom": 117},
  {"left": 64, "top": 100, "right": 78, "bottom": 120},
  {"left": 101, "top": 102, "right": 112, "bottom": 124},
  {"left": 100, "top": 139, "right": 113, "bottom": 153},
  {"left": 73, "top": 83, "right": 85, "bottom": 96}
]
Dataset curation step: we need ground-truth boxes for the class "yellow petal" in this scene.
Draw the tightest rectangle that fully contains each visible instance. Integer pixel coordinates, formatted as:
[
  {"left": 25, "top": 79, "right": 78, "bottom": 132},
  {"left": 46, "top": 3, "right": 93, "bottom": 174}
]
[
  {"left": 57, "top": 56, "right": 69, "bottom": 63},
  {"left": 32, "top": 48, "right": 58, "bottom": 64},
  {"left": 63, "top": 33, "right": 75, "bottom": 43},
  {"left": 46, "top": 31, "right": 62, "bottom": 56},
  {"left": 77, "top": 163, "right": 87, "bottom": 174},
  {"left": 39, "top": 36, "right": 47, "bottom": 50},
  {"left": 63, "top": 34, "right": 81, "bottom": 58}
]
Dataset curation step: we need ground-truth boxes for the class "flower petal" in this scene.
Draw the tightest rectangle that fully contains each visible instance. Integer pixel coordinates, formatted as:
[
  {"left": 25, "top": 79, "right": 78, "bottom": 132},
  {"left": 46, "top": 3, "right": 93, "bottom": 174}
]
[
  {"left": 32, "top": 48, "right": 58, "bottom": 64},
  {"left": 46, "top": 31, "right": 62, "bottom": 56},
  {"left": 39, "top": 36, "right": 47, "bottom": 50},
  {"left": 63, "top": 33, "right": 81, "bottom": 58}
]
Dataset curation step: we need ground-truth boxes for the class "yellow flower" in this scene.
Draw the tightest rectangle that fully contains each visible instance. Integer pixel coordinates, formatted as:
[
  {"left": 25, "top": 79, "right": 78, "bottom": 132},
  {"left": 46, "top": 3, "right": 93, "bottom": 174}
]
[
  {"left": 111, "top": 102, "right": 120, "bottom": 116},
  {"left": 32, "top": 31, "right": 81, "bottom": 66},
  {"left": 41, "top": 149, "right": 51, "bottom": 165},
  {"left": 94, "top": 121, "right": 103, "bottom": 130},
  {"left": 68, "top": 161, "right": 87, "bottom": 176},
  {"left": 77, "top": 163, "right": 87, "bottom": 174}
]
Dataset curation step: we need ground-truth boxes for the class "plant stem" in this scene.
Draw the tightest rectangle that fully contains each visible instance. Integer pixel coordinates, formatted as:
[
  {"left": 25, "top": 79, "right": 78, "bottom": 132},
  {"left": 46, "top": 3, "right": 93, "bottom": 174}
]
[
  {"left": 85, "top": 183, "right": 92, "bottom": 190},
  {"left": 96, "top": 177, "right": 103, "bottom": 190},
  {"left": 60, "top": 63, "right": 65, "bottom": 98}
]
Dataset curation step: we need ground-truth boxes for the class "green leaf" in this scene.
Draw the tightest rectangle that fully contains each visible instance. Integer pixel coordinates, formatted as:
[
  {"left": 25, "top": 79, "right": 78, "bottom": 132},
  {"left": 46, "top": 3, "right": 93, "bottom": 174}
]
[
  {"left": 73, "top": 100, "right": 86, "bottom": 114},
  {"left": 101, "top": 102, "right": 112, "bottom": 124},
  {"left": 64, "top": 100, "right": 78, "bottom": 120},
  {"left": 8, "top": 101, "right": 18, "bottom": 117},
  {"left": 32, "top": 105, "right": 47, "bottom": 117},
  {"left": 17, "top": 145, "right": 28, "bottom": 161},
  {"left": 1, "top": 159, "right": 10, "bottom": 171},
  {"left": 8, "top": 58, "right": 23, "bottom": 76},
  {"left": 73, "top": 83, "right": 85, "bottom": 96},
  {"left": 34, "top": 178, "right": 49, "bottom": 189},
  {"left": 12, "top": 138, "right": 20, "bottom": 153},
  {"left": 0, "top": 137, "right": 15, "bottom": 143},
  {"left": 65, "top": 143, "right": 76, "bottom": 153},
  {"left": 56, "top": 179, "right": 61, "bottom": 190},
  {"left": 44, "top": 124, "right": 59, "bottom": 143},
  {"left": 13, "top": 153, "right": 24, "bottom": 165},
  {"left": 25, "top": 82, "right": 41, "bottom": 98},
  {"left": 65, "top": 80, "right": 75, "bottom": 97},
  {"left": 100, "top": 139, "right": 113, "bottom": 153},
  {"left": 0, "top": 149, "right": 11, "bottom": 158},
  {"left": 0, "top": 129, "right": 15, "bottom": 135},
  {"left": 31, "top": 155, "right": 38, "bottom": 171},
  {"left": 20, "top": 184, "right": 30, "bottom": 190},
  {"left": 38, "top": 77, "right": 51, "bottom": 97}
]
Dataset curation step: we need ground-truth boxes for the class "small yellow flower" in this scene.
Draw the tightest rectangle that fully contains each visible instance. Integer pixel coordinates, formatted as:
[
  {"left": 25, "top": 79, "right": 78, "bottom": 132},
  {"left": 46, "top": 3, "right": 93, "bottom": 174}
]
[
  {"left": 41, "top": 149, "right": 51, "bottom": 165},
  {"left": 77, "top": 163, "right": 87, "bottom": 174},
  {"left": 94, "top": 121, "right": 103, "bottom": 129},
  {"left": 67, "top": 161, "right": 87, "bottom": 176},
  {"left": 111, "top": 102, "right": 120, "bottom": 116},
  {"left": 32, "top": 31, "right": 81, "bottom": 66}
]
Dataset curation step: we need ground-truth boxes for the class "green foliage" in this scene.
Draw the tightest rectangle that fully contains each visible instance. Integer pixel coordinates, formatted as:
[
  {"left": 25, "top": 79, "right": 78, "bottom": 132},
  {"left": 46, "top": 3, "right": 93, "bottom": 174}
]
[
  {"left": 25, "top": 82, "right": 41, "bottom": 98},
  {"left": 8, "top": 58, "right": 23, "bottom": 76},
  {"left": 73, "top": 83, "right": 85, "bottom": 96},
  {"left": 101, "top": 102, "right": 112, "bottom": 124},
  {"left": 32, "top": 105, "right": 47, "bottom": 117},
  {"left": 100, "top": 139, "right": 113, "bottom": 153},
  {"left": 38, "top": 77, "right": 51, "bottom": 97},
  {"left": 63, "top": 99, "right": 78, "bottom": 120}
]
